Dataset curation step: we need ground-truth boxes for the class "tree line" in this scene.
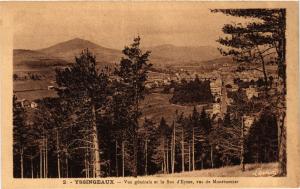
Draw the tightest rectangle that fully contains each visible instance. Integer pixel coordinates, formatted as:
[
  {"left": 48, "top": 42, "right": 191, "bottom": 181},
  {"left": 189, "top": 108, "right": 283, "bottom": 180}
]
[
  {"left": 13, "top": 88, "right": 279, "bottom": 178},
  {"left": 169, "top": 76, "right": 214, "bottom": 105}
]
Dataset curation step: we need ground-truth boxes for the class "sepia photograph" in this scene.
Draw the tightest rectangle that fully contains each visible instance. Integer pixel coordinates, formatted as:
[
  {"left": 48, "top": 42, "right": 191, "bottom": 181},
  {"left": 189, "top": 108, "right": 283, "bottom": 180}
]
[{"left": 0, "top": 1, "right": 299, "bottom": 188}]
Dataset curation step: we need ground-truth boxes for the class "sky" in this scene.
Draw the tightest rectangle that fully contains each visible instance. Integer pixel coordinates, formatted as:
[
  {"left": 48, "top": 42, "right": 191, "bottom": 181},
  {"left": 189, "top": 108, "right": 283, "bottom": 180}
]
[{"left": 12, "top": 2, "right": 244, "bottom": 50}]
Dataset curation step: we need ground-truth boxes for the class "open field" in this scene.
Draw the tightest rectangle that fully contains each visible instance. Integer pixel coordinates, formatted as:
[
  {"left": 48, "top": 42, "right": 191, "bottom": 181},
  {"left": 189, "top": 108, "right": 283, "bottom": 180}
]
[
  {"left": 13, "top": 80, "right": 57, "bottom": 101},
  {"left": 141, "top": 92, "right": 208, "bottom": 124},
  {"left": 153, "top": 163, "right": 278, "bottom": 177}
]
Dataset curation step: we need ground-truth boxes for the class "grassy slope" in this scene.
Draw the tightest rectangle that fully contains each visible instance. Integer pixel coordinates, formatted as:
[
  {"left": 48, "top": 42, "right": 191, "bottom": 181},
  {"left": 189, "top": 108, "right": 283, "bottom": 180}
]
[
  {"left": 154, "top": 163, "right": 278, "bottom": 177},
  {"left": 140, "top": 92, "right": 208, "bottom": 125}
]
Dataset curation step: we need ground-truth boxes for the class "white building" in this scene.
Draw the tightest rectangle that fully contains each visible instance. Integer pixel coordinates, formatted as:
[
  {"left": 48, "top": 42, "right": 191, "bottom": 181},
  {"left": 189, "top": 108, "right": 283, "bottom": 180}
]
[
  {"left": 17, "top": 99, "right": 30, "bottom": 108},
  {"left": 48, "top": 85, "right": 55, "bottom": 90},
  {"left": 210, "top": 78, "right": 222, "bottom": 96},
  {"left": 31, "top": 102, "right": 38, "bottom": 109},
  {"left": 245, "top": 87, "right": 259, "bottom": 99},
  {"left": 212, "top": 103, "right": 221, "bottom": 115},
  {"left": 243, "top": 116, "right": 255, "bottom": 129}
]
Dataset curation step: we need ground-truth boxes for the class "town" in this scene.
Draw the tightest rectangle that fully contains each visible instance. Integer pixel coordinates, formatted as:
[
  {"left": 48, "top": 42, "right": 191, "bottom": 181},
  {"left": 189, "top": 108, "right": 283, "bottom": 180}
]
[{"left": 14, "top": 61, "right": 279, "bottom": 132}]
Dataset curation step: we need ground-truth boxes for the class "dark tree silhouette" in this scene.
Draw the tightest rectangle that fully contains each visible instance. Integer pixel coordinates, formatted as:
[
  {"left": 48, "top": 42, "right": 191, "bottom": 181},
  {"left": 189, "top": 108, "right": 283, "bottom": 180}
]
[
  {"left": 213, "top": 8, "right": 286, "bottom": 175},
  {"left": 56, "top": 49, "right": 110, "bottom": 177},
  {"left": 114, "top": 36, "right": 152, "bottom": 177}
]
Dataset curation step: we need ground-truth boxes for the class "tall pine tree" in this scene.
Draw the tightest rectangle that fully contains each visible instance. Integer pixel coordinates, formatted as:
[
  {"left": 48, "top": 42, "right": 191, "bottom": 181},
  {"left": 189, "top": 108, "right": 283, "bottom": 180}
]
[
  {"left": 56, "top": 49, "right": 109, "bottom": 177},
  {"left": 212, "top": 9, "right": 286, "bottom": 175},
  {"left": 114, "top": 36, "right": 152, "bottom": 177}
]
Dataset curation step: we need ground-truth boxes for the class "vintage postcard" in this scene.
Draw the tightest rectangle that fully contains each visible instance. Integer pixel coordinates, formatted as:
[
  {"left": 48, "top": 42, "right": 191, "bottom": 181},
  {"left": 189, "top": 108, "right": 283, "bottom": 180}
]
[{"left": 0, "top": 1, "right": 299, "bottom": 188}]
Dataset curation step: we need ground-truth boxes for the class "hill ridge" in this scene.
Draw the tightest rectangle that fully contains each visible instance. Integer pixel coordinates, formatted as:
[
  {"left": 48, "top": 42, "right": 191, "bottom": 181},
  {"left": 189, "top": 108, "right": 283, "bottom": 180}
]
[{"left": 14, "top": 38, "right": 224, "bottom": 67}]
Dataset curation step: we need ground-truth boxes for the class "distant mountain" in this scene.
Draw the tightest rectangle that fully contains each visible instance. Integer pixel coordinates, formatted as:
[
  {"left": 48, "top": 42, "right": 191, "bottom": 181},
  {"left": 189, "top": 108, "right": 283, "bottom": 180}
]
[
  {"left": 14, "top": 38, "right": 224, "bottom": 69},
  {"left": 38, "top": 38, "right": 122, "bottom": 64},
  {"left": 39, "top": 38, "right": 100, "bottom": 54}
]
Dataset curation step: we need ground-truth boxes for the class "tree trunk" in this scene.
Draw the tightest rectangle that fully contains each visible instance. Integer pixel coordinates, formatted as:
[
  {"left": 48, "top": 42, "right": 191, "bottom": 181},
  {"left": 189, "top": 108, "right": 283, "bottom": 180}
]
[
  {"left": 181, "top": 126, "right": 185, "bottom": 172},
  {"left": 115, "top": 140, "right": 118, "bottom": 177},
  {"left": 45, "top": 137, "right": 48, "bottom": 178},
  {"left": 65, "top": 157, "right": 69, "bottom": 178},
  {"left": 241, "top": 116, "right": 245, "bottom": 172},
  {"left": 278, "top": 112, "right": 286, "bottom": 176},
  {"left": 278, "top": 9, "right": 286, "bottom": 92},
  {"left": 171, "top": 137, "right": 173, "bottom": 174},
  {"left": 133, "top": 136, "right": 138, "bottom": 177},
  {"left": 91, "top": 104, "right": 101, "bottom": 177},
  {"left": 273, "top": 8, "right": 286, "bottom": 176},
  {"left": 43, "top": 138, "right": 46, "bottom": 178},
  {"left": 260, "top": 52, "right": 268, "bottom": 89},
  {"left": 20, "top": 147, "right": 24, "bottom": 178},
  {"left": 210, "top": 145, "right": 214, "bottom": 168},
  {"left": 163, "top": 137, "right": 166, "bottom": 174},
  {"left": 145, "top": 139, "right": 148, "bottom": 176},
  {"left": 108, "top": 161, "right": 111, "bottom": 176},
  {"left": 31, "top": 156, "right": 33, "bottom": 178},
  {"left": 166, "top": 141, "right": 169, "bottom": 174},
  {"left": 122, "top": 141, "right": 125, "bottom": 177},
  {"left": 133, "top": 76, "right": 139, "bottom": 178},
  {"left": 256, "top": 45, "right": 269, "bottom": 93},
  {"left": 171, "top": 123, "right": 176, "bottom": 174},
  {"left": 87, "top": 152, "right": 90, "bottom": 178},
  {"left": 56, "top": 129, "right": 61, "bottom": 178},
  {"left": 40, "top": 147, "right": 42, "bottom": 178},
  {"left": 192, "top": 128, "right": 195, "bottom": 171},
  {"left": 188, "top": 142, "right": 191, "bottom": 171},
  {"left": 85, "top": 149, "right": 88, "bottom": 178}
]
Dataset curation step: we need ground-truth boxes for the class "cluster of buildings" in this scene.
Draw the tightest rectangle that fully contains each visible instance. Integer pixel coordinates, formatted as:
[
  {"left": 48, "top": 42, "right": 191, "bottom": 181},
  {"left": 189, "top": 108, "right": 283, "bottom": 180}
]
[
  {"left": 16, "top": 99, "right": 38, "bottom": 109},
  {"left": 181, "top": 67, "right": 279, "bottom": 130},
  {"left": 145, "top": 71, "right": 172, "bottom": 89}
]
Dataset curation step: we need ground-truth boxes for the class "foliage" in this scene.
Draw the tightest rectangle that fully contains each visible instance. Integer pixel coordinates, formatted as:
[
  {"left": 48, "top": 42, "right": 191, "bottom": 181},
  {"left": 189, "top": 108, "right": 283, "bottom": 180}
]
[
  {"left": 245, "top": 110, "right": 278, "bottom": 163},
  {"left": 113, "top": 36, "right": 152, "bottom": 177},
  {"left": 170, "top": 76, "right": 213, "bottom": 104},
  {"left": 213, "top": 8, "right": 286, "bottom": 175}
]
